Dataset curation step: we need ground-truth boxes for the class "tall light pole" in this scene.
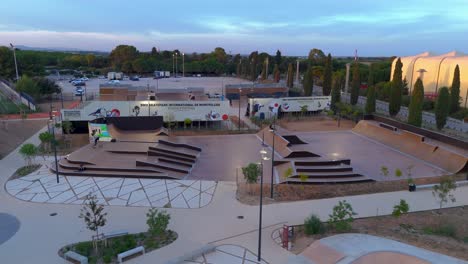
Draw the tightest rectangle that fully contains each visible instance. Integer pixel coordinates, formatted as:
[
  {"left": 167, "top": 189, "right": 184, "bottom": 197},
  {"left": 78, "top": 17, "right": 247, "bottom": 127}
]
[
  {"left": 10, "top": 43, "right": 19, "bottom": 81},
  {"left": 147, "top": 83, "right": 151, "bottom": 116},
  {"left": 269, "top": 119, "right": 276, "bottom": 199},
  {"left": 238, "top": 88, "right": 241, "bottom": 131},
  {"left": 258, "top": 148, "right": 270, "bottom": 262},
  {"left": 49, "top": 107, "right": 60, "bottom": 184},
  {"left": 182, "top": 52, "right": 185, "bottom": 78},
  {"left": 175, "top": 52, "right": 178, "bottom": 78},
  {"left": 172, "top": 54, "right": 175, "bottom": 77}
]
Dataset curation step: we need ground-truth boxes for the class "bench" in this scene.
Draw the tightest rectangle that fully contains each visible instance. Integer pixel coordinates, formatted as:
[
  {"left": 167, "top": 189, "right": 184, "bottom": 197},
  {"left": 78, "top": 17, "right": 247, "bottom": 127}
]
[
  {"left": 103, "top": 231, "right": 128, "bottom": 239},
  {"left": 64, "top": 251, "right": 88, "bottom": 264},
  {"left": 117, "top": 246, "right": 145, "bottom": 263},
  {"left": 102, "top": 231, "right": 129, "bottom": 247}
]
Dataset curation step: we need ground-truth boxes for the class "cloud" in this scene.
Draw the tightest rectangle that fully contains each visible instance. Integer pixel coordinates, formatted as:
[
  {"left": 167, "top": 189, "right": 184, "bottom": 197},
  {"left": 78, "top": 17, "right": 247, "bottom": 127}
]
[{"left": 196, "top": 16, "right": 290, "bottom": 33}]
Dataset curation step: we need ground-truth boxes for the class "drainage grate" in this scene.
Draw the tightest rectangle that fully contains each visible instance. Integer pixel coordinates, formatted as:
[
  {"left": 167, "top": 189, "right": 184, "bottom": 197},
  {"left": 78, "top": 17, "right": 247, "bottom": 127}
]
[
  {"left": 49, "top": 213, "right": 57, "bottom": 216},
  {"left": 237, "top": 215, "right": 244, "bottom": 219}
]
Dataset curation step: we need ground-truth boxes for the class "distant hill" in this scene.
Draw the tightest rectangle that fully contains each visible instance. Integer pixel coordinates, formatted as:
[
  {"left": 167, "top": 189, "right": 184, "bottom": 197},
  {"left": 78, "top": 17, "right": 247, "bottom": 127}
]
[{"left": 14, "top": 45, "right": 109, "bottom": 55}]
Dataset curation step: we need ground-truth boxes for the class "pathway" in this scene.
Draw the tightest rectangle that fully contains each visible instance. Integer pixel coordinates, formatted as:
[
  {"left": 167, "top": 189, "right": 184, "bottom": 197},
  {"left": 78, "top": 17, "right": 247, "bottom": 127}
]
[
  {"left": 183, "top": 244, "right": 269, "bottom": 264},
  {"left": 6, "top": 165, "right": 216, "bottom": 208}
]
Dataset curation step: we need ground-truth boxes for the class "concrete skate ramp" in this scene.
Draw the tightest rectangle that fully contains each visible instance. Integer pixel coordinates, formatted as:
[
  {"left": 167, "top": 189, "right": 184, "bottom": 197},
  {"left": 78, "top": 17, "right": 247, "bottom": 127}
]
[
  {"left": 95, "top": 116, "right": 164, "bottom": 131},
  {"left": 353, "top": 121, "right": 468, "bottom": 173},
  {"left": 256, "top": 127, "right": 319, "bottom": 158},
  {"left": 107, "top": 124, "right": 167, "bottom": 142}
]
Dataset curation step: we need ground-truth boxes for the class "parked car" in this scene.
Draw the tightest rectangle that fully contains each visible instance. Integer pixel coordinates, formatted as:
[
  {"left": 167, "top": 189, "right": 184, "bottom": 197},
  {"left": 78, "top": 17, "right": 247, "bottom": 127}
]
[
  {"left": 130, "top": 76, "right": 139, "bottom": 81},
  {"left": 80, "top": 77, "right": 89, "bottom": 81},
  {"left": 107, "top": 80, "right": 120, "bottom": 85},
  {"left": 75, "top": 87, "right": 84, "bottom": 93}
]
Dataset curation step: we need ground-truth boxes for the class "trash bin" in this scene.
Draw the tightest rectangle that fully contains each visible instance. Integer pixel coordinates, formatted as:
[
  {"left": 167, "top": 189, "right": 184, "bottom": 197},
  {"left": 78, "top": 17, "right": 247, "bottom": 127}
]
[{"left": 260, "top": 112, "right": 265, "bottom": 120}]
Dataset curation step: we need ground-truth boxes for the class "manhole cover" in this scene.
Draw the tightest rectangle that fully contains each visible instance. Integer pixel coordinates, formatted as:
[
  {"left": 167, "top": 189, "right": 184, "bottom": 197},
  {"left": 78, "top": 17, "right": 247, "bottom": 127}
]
[
  {"left": 237, "top": 216, "right": 244, "bottom": 219},
  {"left": 49, "top": 213, "right": 57, "bottom": 216}
]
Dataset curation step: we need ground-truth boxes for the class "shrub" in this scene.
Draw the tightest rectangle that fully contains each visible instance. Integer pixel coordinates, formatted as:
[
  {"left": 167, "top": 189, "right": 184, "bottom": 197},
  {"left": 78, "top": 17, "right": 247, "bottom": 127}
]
[
  {"left": 423, "top": 224, "right": 456, "bottom": 238},
  {"left": 392, "top": 199, "right": 409, "bottom": 217},
  {"left": 422, "top": 99, "right": 435, "bottom": 111},
  {"left": 304, "top": 214, "right": 325, "bottom": 235},
  {"left": 74, "top": 241, "right": 93, "bottom": 256},
  {"left": 402, "top": 95, "right": 410, "bottom": 107},
  {"left": 328, "top": 200, "right": 356, "bottom": 232},
  {"left": 365, "top": 86, "right": 376, "bottom": 114},
  {"left": 103, "top": 254, "right": 112, "bottom": 263},
  {"left": 242, "top": 163, "right": 260, "bottom": 184},
  {"left": 19, "top": 143, "right": 38, "bottom": 166},
  {"left": 146, "top": 208, "right": 170, "bottom": 237},
  {"left": 394, "top": 168, "right": 402, "bottom": 177}
]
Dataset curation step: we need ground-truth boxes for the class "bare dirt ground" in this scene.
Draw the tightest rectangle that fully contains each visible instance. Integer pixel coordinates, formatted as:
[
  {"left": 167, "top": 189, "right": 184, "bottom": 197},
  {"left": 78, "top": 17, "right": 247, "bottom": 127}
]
[
  {"left": 277, "top": 116, "right": 355, "bottom": 131},
  {"left": 0, "top": 119, "right": 48, "bottom": 159},
  {"left": 291, "top": 206, "right": 468, "bottom": 260}
]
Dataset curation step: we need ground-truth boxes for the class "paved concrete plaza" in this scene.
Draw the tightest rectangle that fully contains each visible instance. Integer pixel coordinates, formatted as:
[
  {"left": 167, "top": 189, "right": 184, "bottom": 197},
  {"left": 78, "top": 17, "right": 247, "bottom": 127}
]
[
  {"left": 7, "top": 165, "right": 216, "bottom": 208},
  {"left": 59, "top": 77, "right": 248, "bottom": 95}
]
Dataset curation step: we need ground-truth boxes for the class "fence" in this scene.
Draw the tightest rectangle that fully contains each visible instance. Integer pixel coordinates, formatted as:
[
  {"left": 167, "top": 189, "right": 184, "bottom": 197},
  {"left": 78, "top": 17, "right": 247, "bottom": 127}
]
[
  {"left": 342, "top": 93, "right": 468, "bottom": 133},
  {"left": 0, "top": 79, "right": 36, "bottom": 111}
]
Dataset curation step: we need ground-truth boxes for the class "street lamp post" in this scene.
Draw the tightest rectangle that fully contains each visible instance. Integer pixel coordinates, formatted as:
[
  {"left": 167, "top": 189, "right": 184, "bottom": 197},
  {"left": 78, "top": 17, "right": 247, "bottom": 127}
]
[
  {"left": 172, "top": 54, "right": 175, "bottom": 77},
  {"left": 175, "top": 52, "right": 178, "bottom": 78},
  {"left": 238, "top": 88, "right": 241, "bottom": 131},
  {"left": 182, "top": 52, "right": 185, "bottom": 78},
  {"left": 49, "top": 106, "right": 60, "bottom": 184},
  {"left": 258, "top": 148, "right": 270, "bottom": 262},
  {"left": 10, "top": 43, "right": 19, "bottom": 81},
  {"left": 269, "top": 119, "right": 276, "bottom": 199}
]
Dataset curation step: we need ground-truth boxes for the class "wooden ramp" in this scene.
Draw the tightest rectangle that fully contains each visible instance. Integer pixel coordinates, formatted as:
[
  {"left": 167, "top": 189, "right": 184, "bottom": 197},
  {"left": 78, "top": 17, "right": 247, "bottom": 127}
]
[{"left": 352, "top": 120, "right": 468, "bottom": 173}]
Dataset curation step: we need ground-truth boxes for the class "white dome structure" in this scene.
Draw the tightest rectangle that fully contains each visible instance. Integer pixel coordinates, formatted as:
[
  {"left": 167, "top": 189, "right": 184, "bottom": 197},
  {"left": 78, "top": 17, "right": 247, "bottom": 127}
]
[{"left": 390, "top": 51, "right": 468, "bottom": 107}]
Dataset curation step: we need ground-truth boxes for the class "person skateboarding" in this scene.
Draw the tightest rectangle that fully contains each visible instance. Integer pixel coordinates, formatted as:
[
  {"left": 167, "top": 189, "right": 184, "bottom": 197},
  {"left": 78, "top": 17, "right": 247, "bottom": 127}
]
[{"left": 91, "top": 130, "right": 100, "bottom": 147}]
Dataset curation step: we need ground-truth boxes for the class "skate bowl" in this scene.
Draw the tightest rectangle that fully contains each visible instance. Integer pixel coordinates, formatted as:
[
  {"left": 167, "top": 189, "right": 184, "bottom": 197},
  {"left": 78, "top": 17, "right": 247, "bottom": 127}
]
[{"left": 352, "top": 121, "right": 468, "bottom": 173}]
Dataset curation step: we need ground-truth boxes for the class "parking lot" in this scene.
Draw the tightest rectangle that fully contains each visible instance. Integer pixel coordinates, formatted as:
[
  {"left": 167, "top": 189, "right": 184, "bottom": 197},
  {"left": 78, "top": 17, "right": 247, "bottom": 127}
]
[{"left": 57, "top": 77, "right": 250, "bottom": 96}]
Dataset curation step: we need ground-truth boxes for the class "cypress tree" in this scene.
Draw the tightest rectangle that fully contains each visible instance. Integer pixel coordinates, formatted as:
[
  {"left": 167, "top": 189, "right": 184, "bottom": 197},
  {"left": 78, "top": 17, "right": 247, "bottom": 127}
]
[
  {"left": 303, "top": 67, "right": 314, "bottom": 96},
  {"left": 365, "top": 85, "right": 376, "bottom": 114},
  {"left": 449, "top": 64, "right": 460, "bottom": 114},
  {"left": 331, "top": 76, "right": 341, "bottom": 111},
  {"left": 350, "top": 62, "right": 360, "bottom": 105},
  {"left": 273, "top": 64, "right": 280, "bottom": 83},
  {"left": 287, "top": 63, "right": 294, "bottom": 88},
  {"left": 408, "top": 78, "right": 424, "bottom": 127},
  {"left": 435, "top": 87, "right": 450, "bottom": 130},
  {"left": 368, "top": 64, "right": 375, "bottom": 87},
  {"left": 389, "top": 58, "right": 403, "bottom": 116},
  {"left": 322, "top": 54, "right": 333, "bottom": 95}
]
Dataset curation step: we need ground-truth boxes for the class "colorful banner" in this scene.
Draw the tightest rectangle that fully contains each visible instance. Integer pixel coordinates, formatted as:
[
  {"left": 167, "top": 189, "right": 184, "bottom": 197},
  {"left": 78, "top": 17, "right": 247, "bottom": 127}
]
[
  {"left": 249, "top": 96, "right": 331, "bottom": 118},
  {"left": 88, "top": 123, "right": 112, "bottom": 142}
]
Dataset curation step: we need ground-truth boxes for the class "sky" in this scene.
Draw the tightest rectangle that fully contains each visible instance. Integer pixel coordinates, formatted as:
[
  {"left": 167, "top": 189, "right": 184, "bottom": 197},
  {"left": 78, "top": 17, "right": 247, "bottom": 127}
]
[{"left": 1, "top": 0, "right": 467, "bottom": 56}]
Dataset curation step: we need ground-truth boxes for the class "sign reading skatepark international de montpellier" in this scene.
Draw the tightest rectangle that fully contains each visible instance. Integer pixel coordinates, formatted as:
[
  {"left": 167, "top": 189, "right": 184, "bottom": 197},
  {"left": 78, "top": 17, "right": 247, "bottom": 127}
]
[{"left": 62, "top": 100, "right": 230, "bottom": 122}]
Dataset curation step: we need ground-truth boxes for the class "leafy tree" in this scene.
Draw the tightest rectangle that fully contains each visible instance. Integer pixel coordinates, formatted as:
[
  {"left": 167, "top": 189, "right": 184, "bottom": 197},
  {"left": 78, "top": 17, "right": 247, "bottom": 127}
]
[
  {"left": 331, "top": 76, "right": 341, "bottom": 111},
  {"left": 392, "top": 199, "right": 409, "bottom": 218},
  {"left": 389, "top": 58, "right": 403, "bottom": 116},
  {"left": 273, "top": 64, "right": 280, "bottom": 83},
  {"left": 19, "top": 143, "right": 38, "bottom": 166},
  {"left": 79, "top": 193, "right": 107, "bottom": 250},
  {"left": 286, "top": 63, "right": 294, "bottom": 88},
  {"left": 242, "top": 163, "right": 260, "bottom": 184},
  {"left": 261, "top": 59, "right": 267, "bottom": 80},
  {"left": 322, "top": 54, "right": 333, "bottom": 96},
  {"left": 275, "top": 50, "right": 282, "bottom": 66},
  {"left": 449, "top": 64, "right": 460, "bottom": 114},
  {"left": 109, "top": 45, "right": 139, "bottom": 70},
  {"left": 146, "top": 208, "right": 170, "bottom": 237},
  {"left": 151, "top": 47, "right": 158, "bottom": 56},
  {"left": 394, "top": 168, "right": 403, "bottom": 177},
  {"left": 308, "top": 48, "right": 326, "bottom": 66},
  {"left": 435, "top": 87, "right": 450, "bottom": 130},
  {"left": 408, "top": 78, "right": 424, "bottom": 127},
  {"left": 15, "top": 75, "right": 39, "bottom": 99},
  {"left": 303, "top": 66, "right": 314, "bottom": 96},
  {"left": 350, "top": 62, "right": 360, "bottom": 105},
  {"left": 62, "top": 120, "right": 74, "bottom": 134},
  {"left": 432, "top": 176, "right": 457, "bottom": 209},
  {"left": 328, "top": 200, "right": 356, "bottom": 231},
  {"left": 34, "top": 77, "right": 61, "bottom": 96},
  {"left": 365, "top": 85, "right": 376, "bottom": 114},
  {"left": 0, "top": 46, "right": 15, "bottom": 79},
  {"left": 212, "top": 47, "right": 227, "bottom": 64},
  {"left": 39, "top": 132, "right": 53, "bottom": 152}
]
